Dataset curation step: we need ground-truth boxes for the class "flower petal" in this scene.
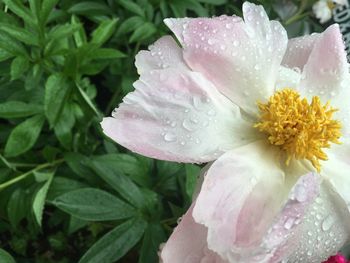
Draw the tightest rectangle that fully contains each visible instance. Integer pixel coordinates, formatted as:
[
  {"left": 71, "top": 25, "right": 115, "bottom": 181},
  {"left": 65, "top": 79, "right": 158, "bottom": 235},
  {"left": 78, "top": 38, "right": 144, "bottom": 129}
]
[
  {"left": 160, "top": 204, "right": 227, "bottom": 263},
  {"left": 322, "top": 141, "right": 350, "bottom": 210},
  {"left": 286, "top": 180, "right": 350, "bottom": 262},
  {"left": 282, "top": 33, "right": 320, "bottom": 70},
  {"left": 298, "top": 24, "right": 349, "bottom": 102},
  {"left": 192, "top": 141, "right": 287, "bottom": 259},
  {"left": 165, "top": 2, "right": 288, "bottom": 116},
  {"left": 296, "top": 24, "right": 350, "bottom": 137},
  {"left": 102, "top": 68, "right": 255, "bottom": 163},
  {"left": 135, "top": 35, "right": 189, "bottom": 74}
]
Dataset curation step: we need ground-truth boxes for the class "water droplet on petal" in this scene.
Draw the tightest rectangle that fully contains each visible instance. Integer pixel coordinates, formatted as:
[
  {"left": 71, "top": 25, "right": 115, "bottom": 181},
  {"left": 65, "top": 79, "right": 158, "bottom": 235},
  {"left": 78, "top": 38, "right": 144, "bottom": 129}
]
[{"left": 164, "top": 132, "right": 177, "bottom": 142}]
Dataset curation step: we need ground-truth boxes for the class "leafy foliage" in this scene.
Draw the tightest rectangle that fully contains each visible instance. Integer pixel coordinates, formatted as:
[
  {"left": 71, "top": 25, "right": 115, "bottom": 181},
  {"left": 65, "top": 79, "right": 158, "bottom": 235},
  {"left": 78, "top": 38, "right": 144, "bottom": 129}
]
[{"left": 0, "top": 0, "right": 338, "bottom": 262}]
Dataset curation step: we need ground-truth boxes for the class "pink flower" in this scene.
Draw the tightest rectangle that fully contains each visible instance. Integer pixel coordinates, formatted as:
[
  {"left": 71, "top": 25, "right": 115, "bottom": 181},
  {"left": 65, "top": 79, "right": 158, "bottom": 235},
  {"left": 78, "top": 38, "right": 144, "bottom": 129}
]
[
  {"left": 323, "top": 253, "right": 348, "bottom": 263},
  {"left": 102, "top": 2, "right": 350, "bottom": 262}
]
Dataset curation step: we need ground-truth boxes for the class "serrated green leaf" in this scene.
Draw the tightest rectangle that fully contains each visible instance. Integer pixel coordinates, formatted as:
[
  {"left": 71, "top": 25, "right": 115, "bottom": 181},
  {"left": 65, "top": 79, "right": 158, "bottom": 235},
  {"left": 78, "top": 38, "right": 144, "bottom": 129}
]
[
  {"left": 4, "top": 114, "right": 45, "bottom": 157},
  {"left": 45, "top": 74, "right": 70, "bottom": 127},
  {"left": 0, "top": 249, "right": 15, "bottom": 263},
  {"left": 0, "top": 23, "right": 39, "bottom": 46},
  {"left": 129, "top": 22, "right": 156, "bottom": 43},
  {"left": 79, "top": 218, "right": 146, "bottom": 263},
  {"left": 91, "top": 19, "right": 118, "bottom": 47},
  {"left": 118, "top": 0, "right": 144, "bottom": 17},
  {"left": 0, "top": 101, "right": 42, "bottom": 118},
  {"left": 10, "top": 56, "right": 29, "bottom": 80},
  {"left": 32, "top": 171, "right": 54, "bottom": 227},
  {"left": 53, "top": 188, "right": 136, "bottom": 221},
  {"left": 88, "top": 48, "right": 126, "bottom": 60}
]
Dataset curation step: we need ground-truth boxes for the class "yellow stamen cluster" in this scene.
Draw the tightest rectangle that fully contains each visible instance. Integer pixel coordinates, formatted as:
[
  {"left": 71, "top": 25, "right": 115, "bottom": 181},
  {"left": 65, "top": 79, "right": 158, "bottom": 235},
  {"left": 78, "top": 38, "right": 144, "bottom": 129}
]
[
  {"left": 254, "top": 88, "right": 342, "bottom": 172},
  {"left": 327, "top": 0, "right": 336, "bottom": 10}
]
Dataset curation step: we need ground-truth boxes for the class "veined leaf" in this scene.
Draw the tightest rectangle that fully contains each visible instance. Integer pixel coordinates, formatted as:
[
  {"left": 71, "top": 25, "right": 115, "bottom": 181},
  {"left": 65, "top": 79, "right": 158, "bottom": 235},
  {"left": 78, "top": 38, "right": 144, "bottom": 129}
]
[
  {"left": 32, "top": 171, "right": 54, "bottom": 227},
  {"left": 0, "top": 101, "right": 42, "bottom": 118},
  {"left": 4, "top": 114, "right": 45, "bottom": 157},
  {"left": 44, "top": 74, "right": 71, "bottom": 127},
  {"left": 78, "top": 218, "right": 146, "bottom": 263},
  {"left": 0, "top": 23, "right": 39, "bottom": 46},
  {"left": 53, "top": 188, "right": 136, "bottom": 221},
  {"left": 10, "top": 56, "right": 29, "bottom": 80},
  {"left": 91, "top": 18, "right": 118, "bottom": 47},
  {"left": 129, "top": 22, "right": 156, "bottom": 43}
]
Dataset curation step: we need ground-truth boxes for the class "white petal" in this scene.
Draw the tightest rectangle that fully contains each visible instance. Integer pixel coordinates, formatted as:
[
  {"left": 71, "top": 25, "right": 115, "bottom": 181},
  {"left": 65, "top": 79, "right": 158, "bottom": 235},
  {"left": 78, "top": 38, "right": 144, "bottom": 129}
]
[
  {"left": 102, "top": 68, "right": 256, "bottom": 163},
  {"left": 135, "top": 35, "right": 189, "bottom": 74},
  {"left": 165, "top": 2, "right": 288, "bottom": 116}
]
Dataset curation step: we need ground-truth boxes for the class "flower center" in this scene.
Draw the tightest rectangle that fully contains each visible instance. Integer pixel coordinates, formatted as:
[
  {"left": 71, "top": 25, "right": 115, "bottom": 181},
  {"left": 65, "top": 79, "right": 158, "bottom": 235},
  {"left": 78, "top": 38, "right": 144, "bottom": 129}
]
[
  {"left": 327, "top": 0, "right": 336, "bottom": 10},
  {"left": 254, "top": 88, "right": 342, "bottom": 172}
]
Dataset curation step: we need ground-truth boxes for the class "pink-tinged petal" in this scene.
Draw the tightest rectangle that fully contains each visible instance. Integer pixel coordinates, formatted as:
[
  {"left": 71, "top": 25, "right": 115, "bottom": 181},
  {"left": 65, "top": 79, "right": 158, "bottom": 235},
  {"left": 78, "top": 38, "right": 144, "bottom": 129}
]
[
  {"left": 286, "top": 180, "right": 350, "bottom": 262},
  {"left": 135, "top": 36, "right": 189, "bottom": 74},
  {"left": 322, "top": 141, "right": 350, "bottom": 211},
  {"left": 165, "top": 2, "right": 288, "bottom": 116},
  {"left": 102, "top": 68, "right": 256, "bottom": 163},
  {"left": 192, "top": 141, "right": 287, "bottom": 260},
  {"left": 296, "top": 24, "right": 350, "bottom": 137},
  {"left": 282, "top": 33, "right": 320, "bottom": 70},
  {"left": 160, "top": 204, "right": 227, "bottom": 263},
  {"left": 298, "top": 24, "right": 349, "bottom": 102}
]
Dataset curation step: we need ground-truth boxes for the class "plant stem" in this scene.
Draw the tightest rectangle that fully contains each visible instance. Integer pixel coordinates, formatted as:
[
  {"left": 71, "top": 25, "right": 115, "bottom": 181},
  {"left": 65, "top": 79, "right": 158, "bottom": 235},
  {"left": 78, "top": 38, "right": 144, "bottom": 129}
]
[{"left": 0, "top": 159, "right": 64, "bottom": 191}]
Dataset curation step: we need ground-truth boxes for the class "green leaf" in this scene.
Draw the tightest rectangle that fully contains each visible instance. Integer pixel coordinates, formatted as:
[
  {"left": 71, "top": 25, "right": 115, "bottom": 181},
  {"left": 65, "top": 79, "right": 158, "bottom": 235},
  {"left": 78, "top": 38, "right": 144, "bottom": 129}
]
[
  {"left": 53, "top": 188, "right": 136, "bottom": 221},
  {"left": 47, "top": 177, "right": 87, "bottom": 201},
  {"left": 129, "top": 22, "right": 156, "bottom": 43},
  {"left": 48, "top": 23, "right": 81, "bottom": 42},
  {"left": 91, "top": 19, "right": 118, "bottom": 47},
  {"left": 90, "top": 155, "right": 146, "bottom": 208},
  {"left": 7, "top": 188, "right": 28, "bottom": 228},
  {"left": 0, "top": 23, "right": 39, "bottom": 46},
  {"left": 45, "top": 74, "right": 71, "bottom": 127},
  {"left": 139, "top": 223, "right": 166, "bottom": 263},
  {"left": 71, "top": 15, "right": 87, "bottom": 47},
  {"left": 0, "top": 49, "right": 13, "bottom": 62},
  {"left": 10, "top": 56, "right": 29, "bottom": 80},
  {"left": 117, "top": 16, "right": 145, "bottom": 36},
  {"left": 4, "top": 114, "right": 45, "bottom": 157},
  {"left": 68, "top": 2, "right": 112, "bottom": 16},
  {"left": 54, "top": 102, "right": 75, "bottom": 149},
  {"left": 198, "top": 0, "right": 227, "bottom": 4},
  {"left": 32, "top": 171, "right": 54, "bottom": 227},
  {"left": 75, "top": 81, "right": 100, "bottom": 117},
  {"left": 0, "top": 101, "right": 42, "bottom": 119},
  {"left": 40, "top": 0, "right": 59, "bottom": 25},
  {"left": 79, "top": 218, "right": 146, "bottom": 263},
  {"left": 185, "top": 164, "right": 200, "bottom": 199},
  {"left": 0, "top": 31, "right": 27, "bottom": 56},
  {"left": 118, "top": 0, "right": 145, "bottom": 17},
  {"left": 88, "top": 48, "right": 126, "bottom": 60},
  {"left": 0, "top": 249, "right": 15, "bottom": 263},
  {"left": 2, "top": 0, "right": 36, "bottom": 26}
]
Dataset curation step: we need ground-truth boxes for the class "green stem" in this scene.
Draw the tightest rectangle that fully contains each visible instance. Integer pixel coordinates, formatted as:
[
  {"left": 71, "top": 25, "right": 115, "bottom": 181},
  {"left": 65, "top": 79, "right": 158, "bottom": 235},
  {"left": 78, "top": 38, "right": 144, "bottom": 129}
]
[
  {"left": 0, "top": 159, "right": 64, "bottom": 191},
  {"left": 284, "top": 0, "right": 310, "bottom": 25}
]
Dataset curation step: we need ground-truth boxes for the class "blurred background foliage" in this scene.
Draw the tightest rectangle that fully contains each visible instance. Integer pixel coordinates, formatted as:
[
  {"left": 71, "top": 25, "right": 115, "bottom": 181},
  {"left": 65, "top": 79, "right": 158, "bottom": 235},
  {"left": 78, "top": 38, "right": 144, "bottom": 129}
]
[{"left": 0, "top": 0, "right": 344, "bottom": 262}]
